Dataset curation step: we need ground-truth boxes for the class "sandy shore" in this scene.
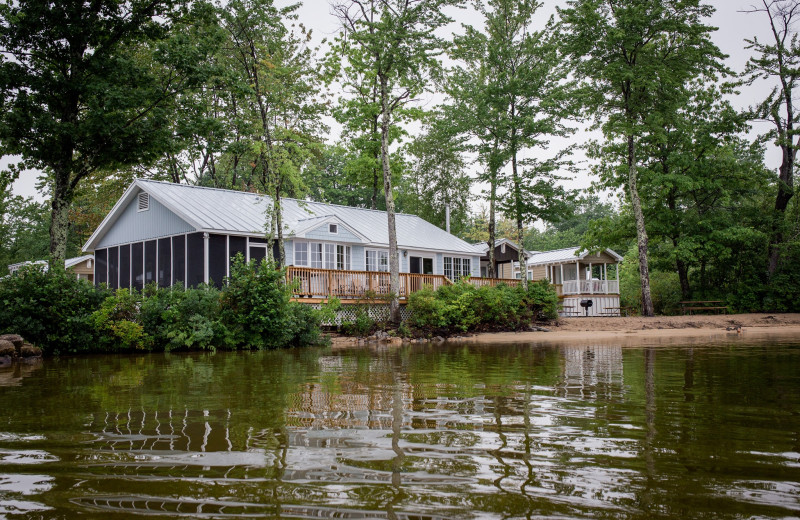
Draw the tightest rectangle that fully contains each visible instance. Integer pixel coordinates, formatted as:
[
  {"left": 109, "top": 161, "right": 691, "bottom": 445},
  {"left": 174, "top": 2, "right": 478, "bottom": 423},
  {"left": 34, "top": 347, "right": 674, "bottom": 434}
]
[{"left": 330, "top": 313, "right": 800, "bottom": 348}]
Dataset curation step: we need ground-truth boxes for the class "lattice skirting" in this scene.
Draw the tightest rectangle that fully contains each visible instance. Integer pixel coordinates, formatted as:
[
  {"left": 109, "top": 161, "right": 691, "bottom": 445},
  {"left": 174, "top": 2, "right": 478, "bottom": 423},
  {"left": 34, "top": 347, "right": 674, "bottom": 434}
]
[{"left": 307, "top": 303, "right": 412, "bottom": 326}]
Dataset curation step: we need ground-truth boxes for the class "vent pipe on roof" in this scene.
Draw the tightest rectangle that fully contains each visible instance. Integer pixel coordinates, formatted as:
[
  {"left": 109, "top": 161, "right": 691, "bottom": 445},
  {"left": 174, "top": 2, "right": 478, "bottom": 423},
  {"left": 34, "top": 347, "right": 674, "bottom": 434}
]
[{"left": 445, "top": 204, "right": 451, "bottom": 233}]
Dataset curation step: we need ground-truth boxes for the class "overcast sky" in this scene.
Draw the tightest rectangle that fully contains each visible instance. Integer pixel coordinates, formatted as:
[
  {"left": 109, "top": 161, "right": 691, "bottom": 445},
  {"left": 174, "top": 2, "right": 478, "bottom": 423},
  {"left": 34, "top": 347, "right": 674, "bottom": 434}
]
[{"left": 7, "top": 0, "right": 779, "bottom": 204}]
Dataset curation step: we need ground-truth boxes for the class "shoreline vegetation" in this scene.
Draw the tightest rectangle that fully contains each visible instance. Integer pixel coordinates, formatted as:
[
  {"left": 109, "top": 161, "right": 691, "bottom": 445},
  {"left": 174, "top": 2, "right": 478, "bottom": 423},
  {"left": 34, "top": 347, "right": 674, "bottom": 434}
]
[{"left": 2, "top": 261, "right": 797, "bottom": 356}]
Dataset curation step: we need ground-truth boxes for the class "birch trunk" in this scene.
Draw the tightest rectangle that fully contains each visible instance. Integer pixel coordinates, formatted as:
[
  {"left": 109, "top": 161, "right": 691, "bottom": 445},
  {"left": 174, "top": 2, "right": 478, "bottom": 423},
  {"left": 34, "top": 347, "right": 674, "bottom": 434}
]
[
  {"left": 628, "top": 134, "right": 654, "bottom": 316},
  {"left": 380, "top": 75, "right": 400, "bottom": 322}
]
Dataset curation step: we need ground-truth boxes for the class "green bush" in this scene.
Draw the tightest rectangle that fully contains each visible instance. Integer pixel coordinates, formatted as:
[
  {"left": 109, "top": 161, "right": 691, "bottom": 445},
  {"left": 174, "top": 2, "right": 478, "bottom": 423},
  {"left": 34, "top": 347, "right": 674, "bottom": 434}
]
[
  {"left": 0, "top": 255, "right": 326, "bottom": 354},
  {"left": 140, "top": 283, "right": 232, "bottom": 351},
  {"left": 341, "top": 306, "right": 376, "bottom": 337},
  {"left": 0, "top": 265, "right": 109, "bottom": 354},
  {"left": 406, "top": 280, "right": 558, "bottom": 334},
  {"left": 220, "top": 255, "right": 323, "bottom": 349}
]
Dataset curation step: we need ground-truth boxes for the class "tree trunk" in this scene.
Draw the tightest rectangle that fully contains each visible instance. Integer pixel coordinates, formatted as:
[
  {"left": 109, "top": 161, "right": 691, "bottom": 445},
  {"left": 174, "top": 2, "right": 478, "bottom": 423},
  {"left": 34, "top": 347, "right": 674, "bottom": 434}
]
[
  {"left": 486, "top": 140, "right": 500, "bottom": 279},
  {"left": 49, "top": 170, "right": 72, "bottom": 269},
  {"left": 767, "top": 139, "right": 796, "bottom": 275},
  {"left": 379, "top": 76, "right": 400, "bottom": 322},
  {"left": 371, "top": 113, "right": 379, "bottom": 210},
  {"left": 628, "top": 134, "right": 654, "bottom": 316},
  {"left": 676, "top": 256, "right": 691, "bottom": 300},
  {"left": 511, "top": 142, "right": 527, "bottom": 290}
]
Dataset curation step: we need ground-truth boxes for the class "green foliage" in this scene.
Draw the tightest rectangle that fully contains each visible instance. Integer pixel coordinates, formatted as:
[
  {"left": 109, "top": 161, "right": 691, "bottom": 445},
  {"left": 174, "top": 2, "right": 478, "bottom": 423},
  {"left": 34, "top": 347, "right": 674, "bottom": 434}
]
[
  {"left": 0, "top": 265, "right": 109, "bottom": 354},
  {"left": 407, "top": 280, "right": 558, "bottom": 334},
  {"left": 0, "top": 256, "right": 326, "bottom": 354},
  {"left": 619, "top": 246, "right": 682, "bottom": 315},
  {"left": 341, "top": 307, "right": 376, "bottom": 337},
  {"left": 93, "top": 289, "right": 147, "bottom": 350},
  {"left": 220, "top": 255, "right": 307, "bottom": 349}
]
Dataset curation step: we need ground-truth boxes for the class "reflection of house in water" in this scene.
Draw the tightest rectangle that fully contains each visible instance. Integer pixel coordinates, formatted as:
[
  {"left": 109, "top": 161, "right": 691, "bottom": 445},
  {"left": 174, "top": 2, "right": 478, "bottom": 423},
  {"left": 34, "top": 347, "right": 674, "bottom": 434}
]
[{"left": 558, "top": 345, "right": 624, "bottom": 398}]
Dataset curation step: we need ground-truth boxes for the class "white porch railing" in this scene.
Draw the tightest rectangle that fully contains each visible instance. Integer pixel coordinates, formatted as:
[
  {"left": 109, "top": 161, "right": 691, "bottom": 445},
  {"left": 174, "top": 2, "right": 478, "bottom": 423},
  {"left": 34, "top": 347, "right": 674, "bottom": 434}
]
[{"left": 562, "top": 279, "right": 619, "bottom": 295}]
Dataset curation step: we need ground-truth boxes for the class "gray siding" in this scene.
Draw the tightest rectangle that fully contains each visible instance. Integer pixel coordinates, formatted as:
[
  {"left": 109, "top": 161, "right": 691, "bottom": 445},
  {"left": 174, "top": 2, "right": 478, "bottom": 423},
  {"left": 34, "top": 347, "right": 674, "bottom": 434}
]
[
  {"left": 304, "top": 222, "right": 362, "bottom": 243},
  {"left": 98, "top": 191, "right": 194, "bottom": 249},
  {"left": 472, "top": 255, "right": 480, "bottom": 277},
  {"left": 436, "top": 254, "right": 443, "bottom": 276}
]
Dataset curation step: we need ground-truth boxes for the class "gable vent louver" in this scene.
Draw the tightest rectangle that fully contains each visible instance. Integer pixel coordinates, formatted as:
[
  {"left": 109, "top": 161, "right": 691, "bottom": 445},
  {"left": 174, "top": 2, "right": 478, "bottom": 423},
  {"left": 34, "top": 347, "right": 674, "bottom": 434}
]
[{"left": 137, "top": 192, "right": 150, "bottom": 212}]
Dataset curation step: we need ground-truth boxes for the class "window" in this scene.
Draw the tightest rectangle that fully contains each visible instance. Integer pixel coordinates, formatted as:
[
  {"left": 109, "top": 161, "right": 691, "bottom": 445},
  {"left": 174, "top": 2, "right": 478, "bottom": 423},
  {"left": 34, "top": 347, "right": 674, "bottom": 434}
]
[
  {"left": 294, "top": 242, "right": 308, "bottom": 266},
  {"left": 337, "top": 245, "right": 351, "bottom": 270},
  {"left": 366, "top": 250, "right": 389, "bottom": 272},
  {"left": 137, "top": 192, "right": 150, "bottom": 212},
  {"left": 329, "top": 223, "right": 338, "bottom": 234},
  {"left": 444, "top": 256, "right": 471, "bottom": 281},
  {"left": 325, "top": 243, "right": 336, "bottom": 269},
  {"left": 310, "top": 242, "right": 323, "bottom": 268}
]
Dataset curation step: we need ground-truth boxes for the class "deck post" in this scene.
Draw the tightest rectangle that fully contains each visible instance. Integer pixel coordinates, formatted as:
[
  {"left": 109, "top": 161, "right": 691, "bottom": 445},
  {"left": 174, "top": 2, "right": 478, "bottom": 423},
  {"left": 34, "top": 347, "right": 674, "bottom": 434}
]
[
  {"left": 560, "top": 264, "right": 564, "bottom": 289},
  {"left": 327, "top": 270, "right": 332, "bottom": 296},
  {"left": 589, "top": 262, "right": 593, "bottom": 294}
]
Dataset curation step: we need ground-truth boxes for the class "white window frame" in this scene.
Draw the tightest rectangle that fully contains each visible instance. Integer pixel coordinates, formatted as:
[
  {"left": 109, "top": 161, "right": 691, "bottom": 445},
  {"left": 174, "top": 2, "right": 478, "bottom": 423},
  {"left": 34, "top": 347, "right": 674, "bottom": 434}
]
[
  {"left": 366, "top": 249, "right": 389, "bottom": 272},
  {"left": 444, "top": 255, "right": 472, "bottom": 281},
  {"left": 329, "top": 223, "right": 338, "bottom": 234},
  {"left": 294, "top": 242, "right": 308, "bottom": 266}
]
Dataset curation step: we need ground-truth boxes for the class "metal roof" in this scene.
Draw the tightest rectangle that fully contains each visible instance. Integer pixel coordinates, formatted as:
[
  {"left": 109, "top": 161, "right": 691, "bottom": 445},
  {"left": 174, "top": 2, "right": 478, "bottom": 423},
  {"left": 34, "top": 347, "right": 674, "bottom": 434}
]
[
  {"left": 526, "top": 246, "right": 623, "bottom": 266},
  {"left": 85, "top": 180, "right": 479, "bottom": 254}
]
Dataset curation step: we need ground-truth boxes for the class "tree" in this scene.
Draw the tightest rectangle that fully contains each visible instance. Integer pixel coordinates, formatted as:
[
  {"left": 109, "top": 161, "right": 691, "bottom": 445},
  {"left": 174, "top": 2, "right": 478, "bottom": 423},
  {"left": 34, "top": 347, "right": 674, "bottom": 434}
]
[
  {"left": 330, "top": 0, "right": 459, "bottom": 321},
  {"left": 397, "top": 119, "right": 472, "bottom": 238},
  {"left": 743, "top": 0, "right": 800, "bottom": 275},
  {"left": 0, "top": 0, "right": 216, "bottom": 267},
  {"left": 559, "top": 0, "right": 723, "bottom": 316},
  {"left": 218, "top": 0, "right": 326, "bottom": 263}
]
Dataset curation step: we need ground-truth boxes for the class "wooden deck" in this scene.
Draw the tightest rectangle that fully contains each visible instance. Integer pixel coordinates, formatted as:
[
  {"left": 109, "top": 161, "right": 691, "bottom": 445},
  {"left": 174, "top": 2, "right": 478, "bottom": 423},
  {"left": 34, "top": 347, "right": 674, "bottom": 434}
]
[{"left": 286, "top": 268, "right": 524, "bottom": 300}]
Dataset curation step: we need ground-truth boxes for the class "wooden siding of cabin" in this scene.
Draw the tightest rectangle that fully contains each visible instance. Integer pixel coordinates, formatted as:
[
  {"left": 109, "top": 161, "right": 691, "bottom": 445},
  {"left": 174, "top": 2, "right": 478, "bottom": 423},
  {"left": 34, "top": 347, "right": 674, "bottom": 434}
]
[
  {"left": 97, "top": 189, "right": 195, "bottom": 248},
  {"left": 530, "top": 265, "right": 547, "bottom": 280}
]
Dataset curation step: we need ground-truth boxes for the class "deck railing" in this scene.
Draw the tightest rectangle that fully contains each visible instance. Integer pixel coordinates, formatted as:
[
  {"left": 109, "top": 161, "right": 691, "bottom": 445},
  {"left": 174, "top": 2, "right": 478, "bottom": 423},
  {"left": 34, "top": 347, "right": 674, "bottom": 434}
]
[
  {"left": 286, "top": 266, "right": 452, "bottom": 299},
  {"left": 562, "top": 279, "right": 619, "bottom": 295},
  {"left": 467, "top": 277, "right": 522, "bottom": 288}
]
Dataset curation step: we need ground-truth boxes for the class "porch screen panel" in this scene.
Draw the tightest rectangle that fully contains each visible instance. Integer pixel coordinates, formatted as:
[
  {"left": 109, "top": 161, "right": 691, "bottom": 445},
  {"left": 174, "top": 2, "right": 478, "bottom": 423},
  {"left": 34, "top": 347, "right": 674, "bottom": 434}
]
[
  {"left": 119, "top": 244, "right": 131, "bottom": 289},
  {"left": 208, "top": 234, "right": 227, "bottom": 288},
  {"left": 186, "top": 233, "right": 205, "bottom": 287},
  {"left": 95, "top": 249, "right": 107, "bottom": 287},
  {"left": 158, "top": 237, "right": 171, "bottom": 288},
  {"left": 144, "top": 240, "right": 156, "bottom": 286},
  {"left": 108, "top": 246, "right": 119, "bottom": 290},
  {"left": 172, "top": 236, "right": 185, "bottom": 286},
  {"left": 229, "top": 236, "right": 246, "bottom": 270},
  {"left": 250, "top": 246, "right": 267, "bottom": 264},
  {"left": 132, "top": 242, "right": 144, "bottom": 290}
]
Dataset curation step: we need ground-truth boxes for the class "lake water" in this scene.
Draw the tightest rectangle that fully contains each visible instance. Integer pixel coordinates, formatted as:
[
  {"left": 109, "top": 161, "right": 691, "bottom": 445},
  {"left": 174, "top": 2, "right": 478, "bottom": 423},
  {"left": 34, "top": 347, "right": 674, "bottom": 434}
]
[{"left": 1, "top": 339, "right": 799, "bottom": 519}]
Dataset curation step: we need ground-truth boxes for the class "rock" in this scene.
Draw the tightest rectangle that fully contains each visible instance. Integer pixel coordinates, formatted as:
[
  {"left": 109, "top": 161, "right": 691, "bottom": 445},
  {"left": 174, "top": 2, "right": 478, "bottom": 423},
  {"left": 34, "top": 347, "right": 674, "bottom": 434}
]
[
  {"left": 433, "top": 336, "right": 445, "bottom": 343},
  {"left": 0, "top": 355, "right": 11, "bottom": 367},
  {"left": 0, "top": 334, "right": 23, "bottom": 351},
  {"left": 0, "top": 340, "right": 16, "bottom": 357},
  {"left": 529, "top": 326, "right": 551, "bottom": 332},
  {"left": 374, "top": 330, "right": 389, "bottom": 341},
  {"left": 20, "top": 344, "right": 42, "bottom": 358}
]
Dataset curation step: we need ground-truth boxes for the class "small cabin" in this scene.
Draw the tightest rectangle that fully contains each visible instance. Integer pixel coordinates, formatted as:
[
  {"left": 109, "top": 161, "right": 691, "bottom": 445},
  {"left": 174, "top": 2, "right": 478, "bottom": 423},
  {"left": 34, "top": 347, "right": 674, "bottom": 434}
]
[{"left": 521, "top": 247, "right": 623, "bottom": 317}]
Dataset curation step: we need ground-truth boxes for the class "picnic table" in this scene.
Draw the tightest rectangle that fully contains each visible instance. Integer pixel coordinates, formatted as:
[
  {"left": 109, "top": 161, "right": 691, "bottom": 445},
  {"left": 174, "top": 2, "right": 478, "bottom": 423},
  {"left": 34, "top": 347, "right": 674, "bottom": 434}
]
[
  {"left": 559, "top": 304, "right": 579, "bottom": 317},
  {"left": 600, "top": 306, "right": 629, "bottom": 317},
  {"left": 680, "top": 300, "right": 727, "bottom": 315}
]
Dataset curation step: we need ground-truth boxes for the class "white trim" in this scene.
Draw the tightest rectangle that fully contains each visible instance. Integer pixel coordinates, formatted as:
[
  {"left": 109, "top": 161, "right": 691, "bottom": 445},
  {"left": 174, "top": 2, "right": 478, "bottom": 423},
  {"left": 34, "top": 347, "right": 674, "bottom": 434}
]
[
  {"left": 203, "top": 233, "right": 209, "bottom": 285},
  {"left": 328, "top": 223, "right": 338, "bottom": 234}
]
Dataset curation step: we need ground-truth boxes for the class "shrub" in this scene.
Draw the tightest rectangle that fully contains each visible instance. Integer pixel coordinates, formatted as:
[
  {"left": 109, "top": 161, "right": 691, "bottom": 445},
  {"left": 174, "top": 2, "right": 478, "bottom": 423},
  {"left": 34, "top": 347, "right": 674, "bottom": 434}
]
[
  {"left": 341, "top": 307, "right": 376, "bottom": 337},
  {"left": 406, "top": 279, "right": 558, "bottom": 334},
  {"left": 93, "top": 289, "right": 147, "bottom": 350},
  {"left": 0, "top": 265, "right": 108, "bottom": 354},
  {"left": 219, "top": 255, "right": 324, "bottom": 349},
  {"left": 140, "top": 283, "right": 232, "bottom": 351}
]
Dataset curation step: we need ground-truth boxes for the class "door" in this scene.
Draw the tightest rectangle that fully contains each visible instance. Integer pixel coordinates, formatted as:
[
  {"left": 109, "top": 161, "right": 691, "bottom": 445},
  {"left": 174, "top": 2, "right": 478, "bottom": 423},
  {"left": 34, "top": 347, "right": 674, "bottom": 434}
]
[
  {"left": 410, "top": 256, "right": 421, "bottom": 274},
  {"left": 422, "top": 258, "right": 433, "bottom": 275}
]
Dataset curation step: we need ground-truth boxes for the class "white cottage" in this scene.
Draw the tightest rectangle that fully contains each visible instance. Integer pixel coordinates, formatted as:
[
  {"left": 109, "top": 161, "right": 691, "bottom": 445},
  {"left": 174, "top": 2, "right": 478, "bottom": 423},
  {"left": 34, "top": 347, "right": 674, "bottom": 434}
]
[
  {"left": 83, "top": 180, "right": 481, "bottom": 300},
  {"left": 523, "top": 247, "right": 623, "bottom": 316}
]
